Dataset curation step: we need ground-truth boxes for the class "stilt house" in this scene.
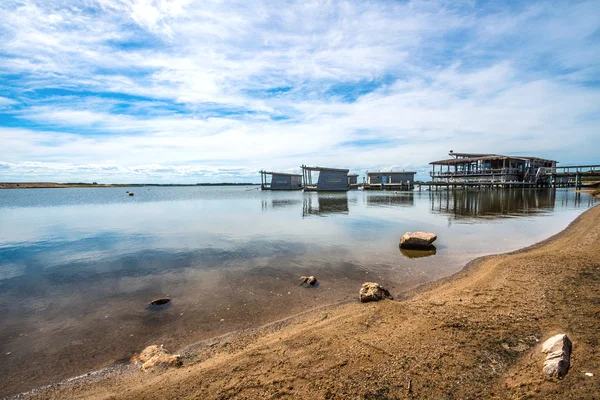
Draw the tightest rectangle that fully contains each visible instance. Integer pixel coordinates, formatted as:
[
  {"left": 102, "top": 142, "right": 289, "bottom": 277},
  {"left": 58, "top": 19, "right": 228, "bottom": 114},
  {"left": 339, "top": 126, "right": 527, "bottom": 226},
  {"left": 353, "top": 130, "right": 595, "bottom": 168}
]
[
  {"left": 301, "top": 165, "right": 350, "bottom": 191},
  {"left": 429, "top": 151, "right": 557, "bottom": 184},
  {"left": 260, "top": 171, "right": 303, "bottom": 190}
]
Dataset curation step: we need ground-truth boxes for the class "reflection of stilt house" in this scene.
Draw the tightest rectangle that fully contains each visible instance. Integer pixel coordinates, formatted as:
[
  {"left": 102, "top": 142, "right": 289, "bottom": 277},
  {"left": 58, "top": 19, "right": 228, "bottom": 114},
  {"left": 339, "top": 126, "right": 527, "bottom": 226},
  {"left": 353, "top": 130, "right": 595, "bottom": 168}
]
[
  {"left": 364, "top": 171, "right": 416, "bottom": 190},
  {"left": 429, "top": 151, "right": 557, "bottom": 184},
  {"left": 430, "top": 189, "right": 556, "bottom": 219},
  {"left": 301, "top": 165, "right": 349, "bottom": 192},
  {"left": 260, "top": 170, "right": 303, "bottom": 190},
  {"left": 302, "top": 194, "right": 349, "bottom": 216}
]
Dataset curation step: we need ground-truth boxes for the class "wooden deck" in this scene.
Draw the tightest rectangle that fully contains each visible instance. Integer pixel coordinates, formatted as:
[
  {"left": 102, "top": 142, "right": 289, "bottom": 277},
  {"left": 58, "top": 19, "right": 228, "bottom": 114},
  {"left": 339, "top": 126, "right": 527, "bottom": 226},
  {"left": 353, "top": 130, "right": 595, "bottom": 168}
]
[
  {"left": 423, "top": 164, "right": 600, "bottom": 190},
  {"left": 364, "top": 183, "right": 413, "bottom": 191}
]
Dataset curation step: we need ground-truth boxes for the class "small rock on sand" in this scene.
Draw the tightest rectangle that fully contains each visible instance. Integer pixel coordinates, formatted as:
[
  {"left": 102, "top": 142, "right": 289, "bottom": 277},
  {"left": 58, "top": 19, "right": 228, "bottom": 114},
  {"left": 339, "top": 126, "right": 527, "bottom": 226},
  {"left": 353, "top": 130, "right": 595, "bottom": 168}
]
[
  {"left": 541, "top": 333, "right": 572, "bottom": 378},
  {"left": 359, "top": 282, "right": 393, "bottom": 303},
  {"left": 133, "top": 345, "right": 181, "bottom": 371},
  {"left": 300, "top": 276, "right": 317, "bottom": 285},
  {"left": 399, "top": 232, "right": 437, "bottom": 249}
]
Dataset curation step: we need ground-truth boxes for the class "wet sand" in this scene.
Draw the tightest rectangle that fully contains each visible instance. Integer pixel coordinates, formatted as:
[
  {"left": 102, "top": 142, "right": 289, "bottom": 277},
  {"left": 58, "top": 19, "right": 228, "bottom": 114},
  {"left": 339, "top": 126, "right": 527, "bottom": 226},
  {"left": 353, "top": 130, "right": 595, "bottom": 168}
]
[{"left": 15, "top": 204, "right": 600, "bottom": 399}]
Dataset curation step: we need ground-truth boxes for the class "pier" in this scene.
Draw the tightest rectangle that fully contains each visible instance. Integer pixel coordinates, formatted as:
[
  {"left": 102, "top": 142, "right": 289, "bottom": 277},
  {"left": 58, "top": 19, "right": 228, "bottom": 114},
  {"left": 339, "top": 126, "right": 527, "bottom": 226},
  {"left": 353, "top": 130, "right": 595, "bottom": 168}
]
[{"left": 551, "top": 165, "right": 600, "bottom": 189}]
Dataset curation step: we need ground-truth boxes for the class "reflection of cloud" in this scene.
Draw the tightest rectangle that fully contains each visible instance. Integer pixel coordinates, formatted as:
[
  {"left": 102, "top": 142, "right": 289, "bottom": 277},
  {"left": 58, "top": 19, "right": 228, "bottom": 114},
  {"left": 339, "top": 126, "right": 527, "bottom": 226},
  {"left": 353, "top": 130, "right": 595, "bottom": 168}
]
[{"left": 0, "top": 1, "right": 599, "bottom": 182}]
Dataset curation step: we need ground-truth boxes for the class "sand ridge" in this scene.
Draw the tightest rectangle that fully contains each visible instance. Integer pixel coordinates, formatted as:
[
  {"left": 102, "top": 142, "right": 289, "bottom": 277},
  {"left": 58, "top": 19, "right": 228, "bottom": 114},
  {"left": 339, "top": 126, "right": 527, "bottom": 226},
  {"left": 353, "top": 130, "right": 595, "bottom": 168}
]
[{"left": 18, "top": 205, "right": 600, "bottom": 400}]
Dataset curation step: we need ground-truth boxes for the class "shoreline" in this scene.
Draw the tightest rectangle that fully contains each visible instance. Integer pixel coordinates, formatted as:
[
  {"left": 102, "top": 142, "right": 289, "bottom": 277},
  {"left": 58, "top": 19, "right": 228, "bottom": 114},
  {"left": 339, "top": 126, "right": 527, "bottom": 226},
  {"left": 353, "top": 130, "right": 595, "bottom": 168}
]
[
  {"left": 13, "top": 204, "right": 600, "bottom": 399},
  {"left": 0, "top": 183, "right": 259, "bottom": 189}
]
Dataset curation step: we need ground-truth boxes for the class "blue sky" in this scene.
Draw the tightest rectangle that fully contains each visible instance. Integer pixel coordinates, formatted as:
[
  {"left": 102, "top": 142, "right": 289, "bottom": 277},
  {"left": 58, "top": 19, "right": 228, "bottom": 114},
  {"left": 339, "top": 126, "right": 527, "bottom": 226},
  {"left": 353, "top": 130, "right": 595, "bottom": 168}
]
[{"left": 1, "top": 0, "right": 599, "bottom": 183}]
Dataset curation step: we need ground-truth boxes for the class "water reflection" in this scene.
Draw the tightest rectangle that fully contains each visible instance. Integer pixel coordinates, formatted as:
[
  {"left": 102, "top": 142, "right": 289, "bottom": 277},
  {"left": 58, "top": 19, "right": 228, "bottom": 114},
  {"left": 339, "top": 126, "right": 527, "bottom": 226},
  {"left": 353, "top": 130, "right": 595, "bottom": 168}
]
[
  {"left": 0, "top": 186, "right": 596, "bottom": 396},
  {"left": 400, "top": 246, "right": 437, "bottom": 259},
  {"left": 303, "top": 194, "right": 349, "bottom": 216},
  {"left": 261, "top": 198, "right": 302, "bottom": 211},
  {"left": 430, "top": 189, "right": 560, "bottom": 219},
  {"left": 366, "top": 193, "right": 414, "bottom": 207}
]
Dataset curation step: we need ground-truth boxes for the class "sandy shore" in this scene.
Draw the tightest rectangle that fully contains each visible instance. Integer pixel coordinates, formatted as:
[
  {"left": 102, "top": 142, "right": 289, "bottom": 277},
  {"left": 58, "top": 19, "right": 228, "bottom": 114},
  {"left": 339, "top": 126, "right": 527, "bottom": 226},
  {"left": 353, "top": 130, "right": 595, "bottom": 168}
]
[{"left": 16, "top": 204, "right": 600, "bottom": 399}]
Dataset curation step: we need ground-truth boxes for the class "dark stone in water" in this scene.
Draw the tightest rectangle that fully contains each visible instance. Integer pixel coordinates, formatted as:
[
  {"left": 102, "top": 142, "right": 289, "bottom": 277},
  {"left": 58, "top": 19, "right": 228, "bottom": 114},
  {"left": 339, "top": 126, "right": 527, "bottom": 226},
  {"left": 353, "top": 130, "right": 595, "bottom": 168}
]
[
  {"left": 129, "top": 192, "right": 134, "bottom": 196},
  {"left": 150, "top": 298, "right": 171, "bottom": 305},
  {"left": 400, "top": 246, "right": 437, "bottom": 259}
]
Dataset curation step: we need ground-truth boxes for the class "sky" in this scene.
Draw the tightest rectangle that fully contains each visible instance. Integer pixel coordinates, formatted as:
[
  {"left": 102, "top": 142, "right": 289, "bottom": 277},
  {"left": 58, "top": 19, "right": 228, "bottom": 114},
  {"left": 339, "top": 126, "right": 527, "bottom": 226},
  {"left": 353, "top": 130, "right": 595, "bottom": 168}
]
[{"left": 1, "top": 0, "right": 599, "bottom": 183}]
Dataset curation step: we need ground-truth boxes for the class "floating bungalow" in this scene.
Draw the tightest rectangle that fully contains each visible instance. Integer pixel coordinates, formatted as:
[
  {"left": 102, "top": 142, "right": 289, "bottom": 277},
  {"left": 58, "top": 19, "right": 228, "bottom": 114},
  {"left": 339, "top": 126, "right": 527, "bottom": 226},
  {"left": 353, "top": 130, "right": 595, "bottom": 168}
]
[
  {"left": 259, "top": 170, "right": 303, "bottom": 190},
  {"left": 348, "top": 174, "right": 359, "bottom": 185},
  {"left": 348, "top": 174, "right": 360, "bottom": 190},
  {"left": 429, "top": 151, "right": 557, "bottom": 184},
  {"left": 364, "top": 171, "right": 416, "bottom": 190},
  {"left": 301, "top": 165, "right": 349, "bottom": 192}
]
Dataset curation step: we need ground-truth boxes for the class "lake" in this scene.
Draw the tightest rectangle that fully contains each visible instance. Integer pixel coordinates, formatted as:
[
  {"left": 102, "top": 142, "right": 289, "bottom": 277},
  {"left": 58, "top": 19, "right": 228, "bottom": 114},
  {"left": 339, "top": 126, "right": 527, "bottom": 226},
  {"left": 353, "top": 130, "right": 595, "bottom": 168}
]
[{"left": 0, "top": 186, "right": 596, "bottom": 396}]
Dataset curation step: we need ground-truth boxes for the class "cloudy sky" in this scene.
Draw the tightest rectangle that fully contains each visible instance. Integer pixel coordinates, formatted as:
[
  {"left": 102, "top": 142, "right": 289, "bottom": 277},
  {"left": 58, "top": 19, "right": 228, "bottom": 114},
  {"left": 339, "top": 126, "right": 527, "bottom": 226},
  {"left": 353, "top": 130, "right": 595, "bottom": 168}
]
[{"left": 1, "top": 0, "right": 599, "bottom": 183}]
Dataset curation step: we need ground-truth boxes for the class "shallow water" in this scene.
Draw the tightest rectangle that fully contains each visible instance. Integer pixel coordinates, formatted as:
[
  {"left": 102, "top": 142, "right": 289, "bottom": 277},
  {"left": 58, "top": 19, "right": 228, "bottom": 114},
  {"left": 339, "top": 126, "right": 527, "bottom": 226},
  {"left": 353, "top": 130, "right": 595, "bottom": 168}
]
[{"left": 0, "top": 187, "right": 596, "bottom": 396}]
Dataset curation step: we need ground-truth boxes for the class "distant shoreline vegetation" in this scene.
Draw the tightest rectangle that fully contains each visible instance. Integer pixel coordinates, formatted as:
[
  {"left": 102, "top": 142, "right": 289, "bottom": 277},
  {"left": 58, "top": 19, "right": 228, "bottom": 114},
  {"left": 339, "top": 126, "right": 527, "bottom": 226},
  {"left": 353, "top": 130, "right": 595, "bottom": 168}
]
[{"left": 0, "top": 182, "right": 260, "bottom": 189}]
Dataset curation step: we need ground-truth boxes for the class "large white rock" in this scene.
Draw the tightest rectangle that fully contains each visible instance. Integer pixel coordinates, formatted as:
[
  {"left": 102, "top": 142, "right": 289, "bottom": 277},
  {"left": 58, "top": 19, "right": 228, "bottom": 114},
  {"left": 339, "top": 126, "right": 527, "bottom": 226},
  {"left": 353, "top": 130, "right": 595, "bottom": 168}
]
[
  {"left": 399, "top": 232, "right": 437, "bottom": 249},
  {"left": 133, "top": 345, "right": 182, "bottom": 371},
  {"left": 359, "top": 282, "right": 393, "bottom": 303},
  {"left": 541, "top": 334, "right": 572, "bottom": 378}
]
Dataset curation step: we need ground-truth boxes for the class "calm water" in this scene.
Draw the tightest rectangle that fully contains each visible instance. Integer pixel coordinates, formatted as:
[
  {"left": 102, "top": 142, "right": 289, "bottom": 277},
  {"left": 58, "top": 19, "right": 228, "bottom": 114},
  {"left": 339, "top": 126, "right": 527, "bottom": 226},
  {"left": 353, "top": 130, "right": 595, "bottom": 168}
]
[{"left": 0, "top": 187, "right": 596, "bottom": 396}]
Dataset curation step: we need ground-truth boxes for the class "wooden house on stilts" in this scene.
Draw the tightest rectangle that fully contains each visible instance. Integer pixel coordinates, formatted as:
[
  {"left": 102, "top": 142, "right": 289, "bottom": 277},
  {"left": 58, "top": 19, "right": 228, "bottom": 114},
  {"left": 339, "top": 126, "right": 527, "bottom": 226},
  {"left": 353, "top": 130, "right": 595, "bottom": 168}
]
[
  {"left": 429, "top": 151, "right": 557, "bottom": 185},
  {"left": 260, "top": 170, "right": 303, "bottom": 190},
  {"left": 364, "top": 171, "right": 416, "bottom": 190},
  {"left": 301, "top": 165, "right": 350, "bottom": 192}
]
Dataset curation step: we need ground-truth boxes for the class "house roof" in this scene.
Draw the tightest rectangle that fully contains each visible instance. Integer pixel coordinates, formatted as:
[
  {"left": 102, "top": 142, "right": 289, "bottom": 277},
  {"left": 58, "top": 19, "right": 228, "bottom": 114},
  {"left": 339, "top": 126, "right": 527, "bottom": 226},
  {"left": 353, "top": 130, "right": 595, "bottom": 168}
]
[
  {"left": 429, "top": 155, "right": 527, "bottom": 165},
  {"left": 430, "top": 154, "right": 558, "bottom": 165},
  {"left": 449, "top": 152, "right": 495, "bottom": 158},
  {"left": 300, "top": 166, "right": 349, "bottom": 173},
  {"left": 259, "top": 170, "right": 302, "bottom": 176},
  {"left": 517, "top": 156, "right": 558, "bottom": 163}
]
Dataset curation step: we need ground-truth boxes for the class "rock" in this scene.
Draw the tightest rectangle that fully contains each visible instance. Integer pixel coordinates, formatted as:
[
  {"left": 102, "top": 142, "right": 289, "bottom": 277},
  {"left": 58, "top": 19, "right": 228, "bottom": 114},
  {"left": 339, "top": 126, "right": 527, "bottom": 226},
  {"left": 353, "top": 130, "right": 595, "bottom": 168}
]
[
  {"left": 541, "top": 334, "right": 572, "bottom": 378},
  {"left": 137, "top": 345, "right": 166, "bottom": 363},
  {"left": 300, "top": 276, "right": 317, "bottom": 285},
  {"left": 129, "top": 192, "right": 134, "bottom": 196},
  {"left": 399, "top": 232, "right": 437, "bottom": 249},
  {"left": 150, "top": 298, "right": 171, "bottom": 306},
  {"left": 359, "top": 282, "right": 393, "bottom": 303},
  {"left": 133, "top": 345, "right": 181, "bottom": 371},
  {"left": 140, "top": 353, "right": 181, "bottom": 371}
]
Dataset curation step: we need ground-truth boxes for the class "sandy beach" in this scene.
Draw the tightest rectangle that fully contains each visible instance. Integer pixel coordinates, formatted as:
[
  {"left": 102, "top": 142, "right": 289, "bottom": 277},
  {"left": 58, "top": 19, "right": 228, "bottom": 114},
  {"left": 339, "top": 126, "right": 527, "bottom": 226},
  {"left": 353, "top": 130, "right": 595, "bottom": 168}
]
[{"left": 14, "top": 203, "right": 600, "bottom": 399}]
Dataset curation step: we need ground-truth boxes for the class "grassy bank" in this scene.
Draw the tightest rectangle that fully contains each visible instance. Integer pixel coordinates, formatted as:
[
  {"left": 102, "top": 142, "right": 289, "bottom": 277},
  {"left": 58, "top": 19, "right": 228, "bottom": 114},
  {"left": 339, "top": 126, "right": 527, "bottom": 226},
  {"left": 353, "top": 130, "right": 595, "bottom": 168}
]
[{"left": 24, "top": 205, "right": 600, "bottom": 400}]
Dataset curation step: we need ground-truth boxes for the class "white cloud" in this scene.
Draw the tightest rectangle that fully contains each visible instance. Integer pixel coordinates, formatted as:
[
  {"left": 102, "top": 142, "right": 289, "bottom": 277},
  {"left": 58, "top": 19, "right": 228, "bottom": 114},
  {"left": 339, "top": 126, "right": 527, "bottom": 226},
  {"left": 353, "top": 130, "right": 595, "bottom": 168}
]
[{"left": 0, "top": 0, "right": 599, "bottom": 182}]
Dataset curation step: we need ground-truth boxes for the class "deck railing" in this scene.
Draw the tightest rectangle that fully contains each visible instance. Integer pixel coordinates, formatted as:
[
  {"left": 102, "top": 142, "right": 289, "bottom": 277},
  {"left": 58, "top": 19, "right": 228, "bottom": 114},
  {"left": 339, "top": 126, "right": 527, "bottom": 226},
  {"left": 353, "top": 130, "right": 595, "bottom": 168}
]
[
  {"left": 430, "top": 167, "right": 521, "bottom": 177},
  {"left": 554, "top": 165, "right": 600, "bottom": 174}
]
